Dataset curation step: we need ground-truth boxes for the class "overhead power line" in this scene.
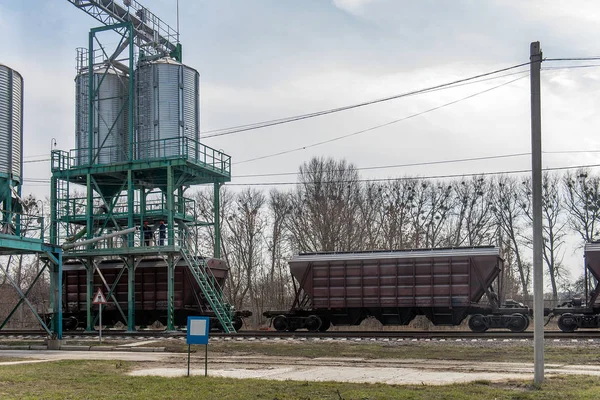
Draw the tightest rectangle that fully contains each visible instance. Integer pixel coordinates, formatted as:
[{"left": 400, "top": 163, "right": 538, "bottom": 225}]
[
  {"left": 225, "top": 163, "right": 600, "bottom": 187},
  {"left": 20, "top": 149, "right": 600, "bottom": 185},
  {"left": 234, "top": 74, "right": 529, "bottom": 165},
  {"left": 233, "top": 153, "right": 530, "bottom": 178},
  {"left": 18, "top": 63, "right": 600, "bottom": 167},
  {"left": 545, "top": 57, "right": 600, "bottom": 62},
  {"left": 200, "top": 61, "right": 531, "bottom": 138},
  {"left": 22, "top": 160, "right": 600, "bottom": 188}
]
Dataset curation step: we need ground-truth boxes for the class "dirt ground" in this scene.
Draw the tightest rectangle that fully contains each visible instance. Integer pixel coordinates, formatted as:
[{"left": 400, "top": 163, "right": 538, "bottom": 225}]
[{"left": 2, "top": 349, "right": 600, "bottom": 385}]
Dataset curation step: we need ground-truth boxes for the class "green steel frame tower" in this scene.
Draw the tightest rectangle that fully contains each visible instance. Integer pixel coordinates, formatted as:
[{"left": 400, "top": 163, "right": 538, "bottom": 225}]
[
  {"left": 0, "top": 64, "right": 63, "bottom": 339},
  {"left": 52, "top": 0, "right": 235, "bottom": 332}
]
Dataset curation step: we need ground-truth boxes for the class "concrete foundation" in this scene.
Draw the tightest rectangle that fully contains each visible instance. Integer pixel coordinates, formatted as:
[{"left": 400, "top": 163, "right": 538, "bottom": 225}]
[{"left": 46, "top": 340, "right": 64, "bottom": 350}]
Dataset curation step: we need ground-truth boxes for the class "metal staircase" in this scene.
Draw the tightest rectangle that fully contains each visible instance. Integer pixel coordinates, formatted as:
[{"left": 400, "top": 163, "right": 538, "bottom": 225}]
[{"left": 179, "top": 243, "right": 236, "bottom": 333}]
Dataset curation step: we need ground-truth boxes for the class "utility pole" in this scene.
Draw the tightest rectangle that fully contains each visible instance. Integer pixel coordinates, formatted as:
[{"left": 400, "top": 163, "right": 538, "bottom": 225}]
[{"left": 530, "top": 41, "right": 544, "bottom": 384}]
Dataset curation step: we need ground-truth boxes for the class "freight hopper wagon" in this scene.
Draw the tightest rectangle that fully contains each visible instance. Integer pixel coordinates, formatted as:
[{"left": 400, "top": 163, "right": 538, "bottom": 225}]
[
  {"left": 552, "top": 242, "right": 600, "bottom": 332},
  {"left": 264, "top": 247, "right": 529, "bottom": 332},
  {"left": 60, "top": 258, "right": 249, "bottom": 331}
]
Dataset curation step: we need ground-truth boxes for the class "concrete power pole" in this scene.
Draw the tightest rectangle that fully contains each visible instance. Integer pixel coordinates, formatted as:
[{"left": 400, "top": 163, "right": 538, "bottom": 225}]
[{"left": 530, "top": 41, "right": 544, "bottom": 384}]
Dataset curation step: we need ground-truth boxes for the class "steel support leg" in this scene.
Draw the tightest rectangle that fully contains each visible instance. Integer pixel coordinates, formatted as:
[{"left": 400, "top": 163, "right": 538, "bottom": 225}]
[
  {"left": 167, "top": 254, "right": 175, "bottom": 331},
  {"left": 51, "top": 251, "right": 63, "bottom": 339},
  {"left": 214, "top": 182, "right": 221, "bottom": 258},
  {"left": 167, "top": 166, "right": 174, "bottom": 246},
  {"left": 50, "top": 177, "right": 57, "bottom": 245},
  {"left": 127, "top": 170, "right": 134, "bottom": 247},
  {"left": 85, "top": 258, "right": 94, "bottom": 331},
  {"left": 127, "top": 256, "right": 136, "bottom": 332}
]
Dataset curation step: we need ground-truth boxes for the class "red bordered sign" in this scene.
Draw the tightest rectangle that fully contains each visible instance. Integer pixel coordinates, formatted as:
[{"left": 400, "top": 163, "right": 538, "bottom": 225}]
[{"left": 92, "top": 288, "right": 108, "bottom": 305}]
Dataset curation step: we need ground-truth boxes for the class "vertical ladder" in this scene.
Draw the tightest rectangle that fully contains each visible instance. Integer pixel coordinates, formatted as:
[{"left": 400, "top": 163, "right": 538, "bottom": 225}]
[
  {"left": 56, "top": 179, "right": 70, "bottom": 240},
  {"left": 179, "top": 243, "right": 236, "bottom": 333}
]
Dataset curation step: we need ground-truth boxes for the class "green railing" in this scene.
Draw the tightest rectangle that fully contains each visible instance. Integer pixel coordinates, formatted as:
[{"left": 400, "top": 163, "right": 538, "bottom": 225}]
[
  {"left": 60, "top": 225, "right": 191, "bottom": 252},
  {"left": 56, "top": 195, "right": 197, "bottom": 221},
  {"left": 52, "top": 137, "right": 231, "bottom": 176},
  {"left": 1, "top": 209, "right": 46, "bottom": 242}
]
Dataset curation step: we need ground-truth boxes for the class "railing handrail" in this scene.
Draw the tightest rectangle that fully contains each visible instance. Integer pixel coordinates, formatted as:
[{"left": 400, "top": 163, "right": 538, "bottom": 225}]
[{"left": 58, "top": 136, "right": 230, "bottom": 174}]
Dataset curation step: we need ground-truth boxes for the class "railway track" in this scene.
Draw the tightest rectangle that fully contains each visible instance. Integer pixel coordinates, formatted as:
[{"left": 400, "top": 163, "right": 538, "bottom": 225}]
[{"left": 2, "top": 329, "right": 600, "bottom": 340}]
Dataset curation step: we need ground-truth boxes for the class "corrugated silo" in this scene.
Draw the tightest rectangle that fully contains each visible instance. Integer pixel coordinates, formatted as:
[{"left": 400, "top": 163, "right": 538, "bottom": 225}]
[
  {"left": 135, "top": 58, "right": 200, "bottom": 160},
  {"left": 0, "top": 63, "right": 23, "bottom": 202},
  {"left": 75, "top": 68, "right": 129, "bottom": 165}
]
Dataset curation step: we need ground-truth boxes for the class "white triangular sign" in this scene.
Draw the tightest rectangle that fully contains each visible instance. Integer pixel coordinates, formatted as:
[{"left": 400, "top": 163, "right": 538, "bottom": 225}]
[{"left": 92, "top": 289, "right": 107, "bottom": 304}]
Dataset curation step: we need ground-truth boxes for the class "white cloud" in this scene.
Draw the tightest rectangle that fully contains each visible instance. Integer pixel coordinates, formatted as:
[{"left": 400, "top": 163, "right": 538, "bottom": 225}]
[{"left": 332, "top": 0, "right": 376, "bottom": 15}]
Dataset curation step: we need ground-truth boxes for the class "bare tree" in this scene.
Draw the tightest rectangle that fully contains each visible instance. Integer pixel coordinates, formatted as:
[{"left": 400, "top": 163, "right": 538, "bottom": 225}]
[
  {"left": 562, "top": 169, "right": 600, "bottom": 301},
  {"left": 375, "top": 180, "right": 414, "bottom": 249},
  {"left": 563, "top": 169, "right": 600, "bottom": 243},
  {"left": 223, "top": 189, "right": 267, "bottom": 318},
  {"left": 285, "top": 157, "right": 363, "bottom": 252},
  {"left": 422, "top": 182, "right": 453, "bottom": 248},
  {"left": 264, "top": 189, "right": 294, "bottom": 310},
  {"left": 451, "top": 176, "right": 496, "bottom": 247},
  {"left": 521, "top": 174, "right": 568, "bottom": 305},
  {"left": 492, "top": 175, "right": 530, "bottom": 299},
  {"left": 407, "top": 180, "right": 430, "bottom": 248}
]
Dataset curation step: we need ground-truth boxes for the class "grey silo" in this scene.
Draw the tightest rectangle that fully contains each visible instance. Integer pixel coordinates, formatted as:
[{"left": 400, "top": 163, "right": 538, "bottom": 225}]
[
  {"left": 135, "top": 58, "right": 200, "bottom": 161},
  {"left": 0, "top": 64, "right": 23, "bottom": 182},
  {"left": 75, "top": 68, "right": 129, "bottom": 166}
]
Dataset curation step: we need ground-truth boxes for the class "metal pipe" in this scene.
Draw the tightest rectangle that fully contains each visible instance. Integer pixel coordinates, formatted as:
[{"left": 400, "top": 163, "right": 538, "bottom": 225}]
[{"left": 62, "top": 227, "right": 137, "bottom": 250}]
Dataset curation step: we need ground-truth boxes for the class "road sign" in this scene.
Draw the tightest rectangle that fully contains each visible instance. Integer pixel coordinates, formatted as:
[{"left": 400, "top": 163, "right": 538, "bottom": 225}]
[
  {"left": 92, "top": 288, "right": 108, "bottom": 305},
  {"left": 186, "top": 316, "right": 211, "bottom": 377},
  {"left": 187, "top": 316, "right": 210, "bottom": 345}
]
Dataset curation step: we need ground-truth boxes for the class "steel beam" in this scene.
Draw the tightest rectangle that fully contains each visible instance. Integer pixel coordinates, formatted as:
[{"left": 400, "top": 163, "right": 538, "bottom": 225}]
[
  {"left": 167, "top": 253, "right": 175, "bottom": 330},
  {"left": 127, "top": 256, "right": 136, "bottom": 331},
  {"left": 214, "top": 182, "right": 221, "bottom": 258}
]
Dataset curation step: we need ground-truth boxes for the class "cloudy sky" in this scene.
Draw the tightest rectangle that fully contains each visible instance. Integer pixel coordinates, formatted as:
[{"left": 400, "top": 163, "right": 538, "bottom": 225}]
[
  {"left": 2, "top": 1, "right": 600, "bottom": 273},
  {"left": 2, "top": 0, "right": 600, "bottom": 190}
]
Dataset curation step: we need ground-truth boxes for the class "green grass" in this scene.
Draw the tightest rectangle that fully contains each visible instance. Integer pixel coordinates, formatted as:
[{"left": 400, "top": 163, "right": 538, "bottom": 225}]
[
  {"left": 0, "top": 357, "right": 29, "bottom": 363},
  {"left": 0, "top": 360, "right": 600, "bottom": 399},
  {"left": 204, "top": 341, "right": 600, "bottom": 365}
]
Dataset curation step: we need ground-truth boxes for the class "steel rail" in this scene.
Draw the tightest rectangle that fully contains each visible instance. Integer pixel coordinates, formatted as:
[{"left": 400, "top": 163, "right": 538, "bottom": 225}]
[{"left": 2, "top": 329, "right": 600, "bottom": 340}]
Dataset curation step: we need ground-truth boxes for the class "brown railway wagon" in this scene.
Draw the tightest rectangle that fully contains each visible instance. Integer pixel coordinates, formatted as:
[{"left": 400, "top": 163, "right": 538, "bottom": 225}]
[
  {"left": 61, "top": 257, "right": 246, "bottom": 330},
  {"left": 265, "top": 246, "right": 529, "bottom": 332},
  {"left": 552, "top": 243, "right": 600, "bottom": 332}
]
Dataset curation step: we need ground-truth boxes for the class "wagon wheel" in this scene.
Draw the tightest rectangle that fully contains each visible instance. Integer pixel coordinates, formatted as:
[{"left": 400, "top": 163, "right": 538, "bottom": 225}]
[
  {"left": 232, "top": 316, "right": 244, "bottom": 331},
  {"left": 318, "top": 318, "right": 331, "bottom": 332},
  {"left": 305, "top": 315, "right": 322, "bottom": 332},
  {"left": 557, "top": 313, "right": 578, "bottom": 333},
  {"left": 272, "top": 315, "right": 289, "bottom": 332},
  {"left": 508, "top": 313, "right": 529, "bottom": 333},
  {"left": 468, "top": 314, "right": 488, "bottom": 333}
]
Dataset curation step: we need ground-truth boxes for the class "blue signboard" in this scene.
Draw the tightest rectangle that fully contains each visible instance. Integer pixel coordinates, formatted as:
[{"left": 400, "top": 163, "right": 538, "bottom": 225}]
[{"left": 187, "top": 316, "right": 210, "bottom": 345}]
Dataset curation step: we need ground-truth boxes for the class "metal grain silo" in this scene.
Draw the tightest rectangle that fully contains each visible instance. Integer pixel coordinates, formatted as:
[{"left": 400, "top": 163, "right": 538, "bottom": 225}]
[
  {"left": 75, "top": 68, "right": 129, "bottom": 165},
  {"left": 0, "top": 64, "right": 23, "bottom": 186},
  {"left": 135, "top": 58, "right": 200, "bottom": 160}
]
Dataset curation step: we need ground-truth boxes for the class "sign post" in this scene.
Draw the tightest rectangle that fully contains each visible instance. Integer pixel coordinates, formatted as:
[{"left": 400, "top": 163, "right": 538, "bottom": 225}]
[
  {"left": 186, "top": 316, "right": 210, "bottom": 377},
  {"left": 92, "top": 288, "right": 108, "bottom": 343}
]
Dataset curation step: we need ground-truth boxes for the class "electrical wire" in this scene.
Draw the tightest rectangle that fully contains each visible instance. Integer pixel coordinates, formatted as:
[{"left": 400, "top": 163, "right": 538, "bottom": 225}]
[
  {"left": 200, "top": 61, "right": 532, "bottom": 138},
  {"left": 21, "top": 160, "right": 600, "bottom": 188},
  {"left": 545, "top": 57, "right": 600, "bottom": 62},
  {"left": 233, "top": 153, "right": 530, "bottom": 178},
  {"left": 234, "top": 74, "right": 529, "bottom": 165},
  {"left": 18, "top": 63, "right": 600, "bottom": 166},
  {"left": 199, "top": 61, "right": 599, "bottom": 138},
  {"left": 19, "top": 149, "right": 600, "bottom": 184},
  {"left": 224, "top": 163, "right": 600, "bottom": 187}
]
